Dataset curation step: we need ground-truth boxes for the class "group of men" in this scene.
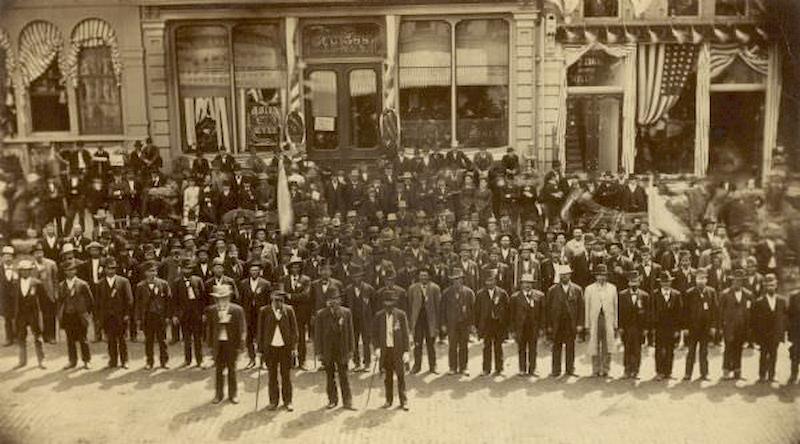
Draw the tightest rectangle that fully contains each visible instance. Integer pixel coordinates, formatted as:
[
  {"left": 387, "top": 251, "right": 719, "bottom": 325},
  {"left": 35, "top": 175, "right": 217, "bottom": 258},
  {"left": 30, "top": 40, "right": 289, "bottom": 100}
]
[{"left": 2, "top": 141, "right": 800, "bottom": 414}]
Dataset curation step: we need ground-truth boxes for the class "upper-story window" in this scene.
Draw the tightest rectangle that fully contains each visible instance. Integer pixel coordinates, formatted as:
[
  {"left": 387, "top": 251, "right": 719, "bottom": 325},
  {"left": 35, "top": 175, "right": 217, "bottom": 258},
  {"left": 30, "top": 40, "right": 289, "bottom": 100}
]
[
  {"left": 716, "top": 0, "right": 746, "bottom": 15},
  {"left": 584, "top": 0, "right": 619, "bottom": 18},
  {"left": 30, "top": 58, "right": 70, "bottom": 132},
  {"left": 669, "top": 0, "right": 699, "bottom": 16},
  {"left": 77, "top": 46, "right": 123, "bottom": 135}
]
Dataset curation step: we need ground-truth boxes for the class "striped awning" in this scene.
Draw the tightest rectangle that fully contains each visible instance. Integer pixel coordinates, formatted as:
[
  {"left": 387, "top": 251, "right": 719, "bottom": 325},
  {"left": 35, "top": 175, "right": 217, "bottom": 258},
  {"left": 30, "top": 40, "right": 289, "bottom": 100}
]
[
  {"left": 0, "top": 28, "right": 16, "bottom": 84},
  {"left": 18, "top": 20, "right": 65, "bottom": 88},
  {"left": 67, "top": 18, "right": 122, "bottom": 87},
  {"left": 557, "top": 24, "right": 772, "bottom": 46}
]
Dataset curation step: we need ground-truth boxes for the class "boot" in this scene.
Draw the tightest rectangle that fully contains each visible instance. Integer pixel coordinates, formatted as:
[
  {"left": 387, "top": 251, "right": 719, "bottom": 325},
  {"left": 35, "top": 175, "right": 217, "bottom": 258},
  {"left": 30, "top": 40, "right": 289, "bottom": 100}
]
[{"left": 15, "top": 344, "right": 27, "bottom": 369}]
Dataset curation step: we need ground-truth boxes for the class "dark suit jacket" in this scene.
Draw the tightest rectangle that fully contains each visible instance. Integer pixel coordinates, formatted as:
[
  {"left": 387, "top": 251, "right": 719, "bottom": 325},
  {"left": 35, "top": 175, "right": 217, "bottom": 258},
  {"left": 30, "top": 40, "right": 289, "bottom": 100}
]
[
  {"left": 546, "top": 282, "right": 584, "bottom": 336},
  {"left": 440, "top": 285, "right": 475, "bottom": 330},
  {"left": 314, "top": 306, "right": 355, "bottom": 364},
  {"left": 751, "top": 296, "right": 787, "bottom": 345},
  {"left": 95, "top": 275, "right": 133, "bottom": 321},
  {"left": 172, "top": 275, "right": 207, "bottom": 320},
  {"left": 372, "top": 308, "right": 410, "bottom": 354},
  {"left": 788, "top": 292, "right": 800, "bottom": 344},
  {"left": 719, "top": 288, "right": 754, "bottom": 341},
  {"left": 282, "top": 274, "right": 312, "bottom": 319},
  {"left": 618, "top": 185, "right": 647, "bottom": 212},
  {"left": 311, "top": 278, "right": 343, "bottom": 313},
  {"left": 239, "top": 277, "right": 271, "bottom": 324},
  {"left": 134, "top": 278, "right": 173, "bottom": 321},
  {"left": 57, "top": 278, "right": 94, "bottom": 327},
  {"left": 683, "top": 286, "right": 718, "bottom": 333},
  {"left": 652, "top": 288, "right": 683, "bottom": 333},
  {"left": 407, "top": 282, "right": 441, "bottom": 337},
  {"left": 474, "top": 287, "right": 510, "bottom": 338},
  {"left": 343, "top": 281, "right": 377, "bottom": 336},
  {"left": 257, "top": 303, "right": 298, "bottom": 352},
  {"left": 205, "top": 303, "right": 246, "bottom": 356},
  {"left": 12, "top": 278, "right": 48, "bottom": 331},
  {"left": 509, "top": 289, "right": 545, "bottom": 339}
]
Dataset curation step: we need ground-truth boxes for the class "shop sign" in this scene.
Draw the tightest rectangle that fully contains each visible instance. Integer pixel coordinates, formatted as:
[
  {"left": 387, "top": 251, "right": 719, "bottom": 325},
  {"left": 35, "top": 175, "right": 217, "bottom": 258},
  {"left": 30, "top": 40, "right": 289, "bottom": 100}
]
[{"left": 303, "top": 23, "right": 384, "bottom": 58}]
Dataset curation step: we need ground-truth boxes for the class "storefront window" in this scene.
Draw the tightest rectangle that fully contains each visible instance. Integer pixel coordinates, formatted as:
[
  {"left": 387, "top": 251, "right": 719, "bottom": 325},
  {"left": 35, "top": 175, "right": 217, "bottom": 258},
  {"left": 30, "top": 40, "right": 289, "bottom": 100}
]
[
  {"left": 399, "top": 20, "right": 451, "bottom": 149},
  {"left": 29, "top": 58, "right": 69, "bottom": 132},
  {"left": 716, "top": 0, "right": 746, "bottom": 15},
  {"left": 566, "top": 96, "right": 622, "bottom": 173},
  {"left": 567, "top": 50, "right": 625, "bottom": 87},
  {"left": 710, "top": 92, "right": 763, "bottom": 176},
  {"left": 233, "top": 24, "right": 285, "bottom": 153},
  {"left": 306, "top": 70, "right": 338, "bottom": 150},
  {"left": 176, "top": 25, "right": 232, "bottom": 153},
  {"left": 77, "top": 46, "right": 122, "bottom": 135},
  {"left": 349, "top": 69, "right": 379, "bottom": 148},
  {"left": 455, "top": 19, "right": 509, "bottom": 148},
  {"left": 585, "top": 0, "right": 619, "bottom": 17},
  {"left": 669, "top": 0, "right": 699, "bottom": 16}
]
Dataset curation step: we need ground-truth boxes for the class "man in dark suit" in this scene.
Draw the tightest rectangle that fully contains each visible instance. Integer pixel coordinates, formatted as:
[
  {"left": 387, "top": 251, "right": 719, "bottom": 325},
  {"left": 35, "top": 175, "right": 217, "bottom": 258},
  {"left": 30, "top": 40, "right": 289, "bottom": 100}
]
[
  {"left": 407, "top": 268, "right": 441, "bottom": 374},
  {"left": 441, "top": 268, "right": 475, "bottom": 376},
  {"left": 258, "top": 290, "right": 298, "bottom": 411},
  {"left": 475, "top": 271, "right": 510, "bottom": 376},
  {"left": 755, "top": 235, "right": 782, "bottom": 276},
  {"left": 1, "top": 245, "right": 18, "bottom": 346},
  {"left": 618, "top": 272, "right": 649, "bottom": 379},
  {"left": 311, "top": 263, "right": 344, "bottom": 314},
  {"left": 205, "top": 284, "right": 246, "bottom": 404},
  {"left": 373, "top": 291, "right": 410, "bottom": 410},
  {"left": 752, "top": 274, "right": 786, "bottom": 383},
  {"left": 57, "top": 260, "right": 94, "bottom": 369},
  {"left": 788, "top": 288, "right": 800, "bottom": 384},
  {"left": 77, "top": 241, "right": 105, "bottom": 343},
  {"left": 12, "top": 260, "right": 49, "bottom": 369},
  {"left": 282, "top": 257, "right": 312, "bottom": 369},
  {"left": 510, "top": 273, "right": 545, "bottom": 376},
  {"left": 719, "top": 270, "right": 753, "bottom": 380},
  {"left": 546, "top": 265, "right": 584, "bottom": 377},
  {"left": 135, "top": 261, "right": 173, "bottom": 369},
  {"left": 95, "top": 257, "right": 133, "bottom": 369},
  {"left": 618, "top": 178, "right": 647, "bottom": 212},
  {"left": 652, "top": 271, "right": 682, "bottom": 380},
  {"left": 173, "top": 258, "right": 207, "bottom": 367},
  {"left": 682, "top": 269, "right": 718, "bottom": 381},
  {"left": 314, "top": 288, "right": 356, "bottom": 410},
  {"left": 636, "top": 246, "right": 661, "bottom": 347},
  {"left": 239, "top": 260, "right": 271, "bottom": 369},
  {"left": 343, "top": 264, "right": 376, "bottom": 372}
]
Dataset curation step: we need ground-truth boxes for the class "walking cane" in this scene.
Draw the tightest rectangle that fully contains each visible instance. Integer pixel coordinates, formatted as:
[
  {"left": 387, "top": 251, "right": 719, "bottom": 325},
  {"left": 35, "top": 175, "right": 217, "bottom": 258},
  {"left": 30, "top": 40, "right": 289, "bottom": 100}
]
[{"left": 364, "top": 355, "right": 380, "bottom": 409}]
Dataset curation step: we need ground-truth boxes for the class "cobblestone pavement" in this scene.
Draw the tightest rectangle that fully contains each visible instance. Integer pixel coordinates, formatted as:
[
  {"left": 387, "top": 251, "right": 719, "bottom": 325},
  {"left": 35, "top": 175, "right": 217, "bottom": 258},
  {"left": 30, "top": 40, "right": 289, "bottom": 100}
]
[{"left": 0, "top": 333, "right": 798, "bottom": 444}]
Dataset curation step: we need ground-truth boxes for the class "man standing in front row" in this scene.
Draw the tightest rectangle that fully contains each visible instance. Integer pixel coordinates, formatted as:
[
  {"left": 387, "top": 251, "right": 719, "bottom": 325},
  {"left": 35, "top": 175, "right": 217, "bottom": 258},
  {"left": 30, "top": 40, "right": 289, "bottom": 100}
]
[
  {"left": 58, "top": 260, "right": 94, "bottom": 370},
  {"left": 547, "top": 264, "right": 583, "bottom": 378},
  {"left": 510, "top": 273, "right": 545, "bottom": 377},
  {"left": 618, "top": 271, "right": 649, "bottom": 379},
  {"left": 584, "top": 264, "right": 617, "bottom": 378},
  {"left": 752, "top": 274, "right": 786, "bottom": 383},
  {"left": 373, "top": 291, "right": 410, "bottom": 410},
  {"left": 441, "top": 268, "right": 475, "bottom": 377},
  {"left": 258, "top": 290, "right": 298, "bottom": 411},
  {"left": 206, "top": 285, "right": 245, "bottom": 404},
  {"left": 314, "top": 288, "right": 356, "bottom": 410},
  {"left": 13, "top": 260, "right": 49, "bottom": 369},
  {"left": 720, "top": 270, "right": 753, "bottom": 380},
  {"left": 135, "top": 261, "right": 172, "bottom": 370}
]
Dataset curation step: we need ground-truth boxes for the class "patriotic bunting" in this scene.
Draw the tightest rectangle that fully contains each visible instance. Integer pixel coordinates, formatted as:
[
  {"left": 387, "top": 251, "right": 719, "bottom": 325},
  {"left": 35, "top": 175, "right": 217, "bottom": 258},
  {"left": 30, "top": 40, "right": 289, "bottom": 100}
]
[
  {"left": 67, "top": 18, "right": 123, "bottom": 87},
  {"left": 18, "top": 21, "right": 65, "bottom": 88}
]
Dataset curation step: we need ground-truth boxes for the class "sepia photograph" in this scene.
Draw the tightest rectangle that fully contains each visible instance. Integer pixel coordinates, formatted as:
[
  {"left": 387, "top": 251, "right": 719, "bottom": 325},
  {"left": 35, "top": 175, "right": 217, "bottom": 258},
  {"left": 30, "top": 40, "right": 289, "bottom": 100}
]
[{"left": 0, "top": 0, "right": 798, "bottom": 442}]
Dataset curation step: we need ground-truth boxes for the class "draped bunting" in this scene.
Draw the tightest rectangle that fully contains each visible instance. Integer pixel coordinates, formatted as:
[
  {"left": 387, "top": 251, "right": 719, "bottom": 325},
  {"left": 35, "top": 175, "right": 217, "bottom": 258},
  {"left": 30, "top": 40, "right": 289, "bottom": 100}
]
[
  {"left": 556, "top": 42, "right": 637, "bottom": 174},
  {"left": 629, "top": 0, "right": 656, "bottom": 17},
  {"left": 67, "top": 18, "right": 122, "bottom": 87},
  {"left": 285, "top": 17, "right": 303, "bottom": 150},
  {"left": 551, "top": 0, "right": 581, "bottom": 16},
  {"left": 637, "top": 44, "right": 697, "bottom": 126},
  {"left": 0, "top": 28, "right": 17, "bottom": 83},
  {"left": 694, "top": 43, "right": 711, "bottom": 176},
  {"left": 18, "top": 21, "right": 66, "bottom": 88},
  {"left": 383, "top": 15, "right": 399, "bottom": 111},
  {"left": 761, "top": 44, "right": 782, "bottom": 185},
  {"left": 183, "top": 97, "right": 230, "bottom": 151},
  {"left": 709, "top": 44, "right": 768, "bottom": 79}
]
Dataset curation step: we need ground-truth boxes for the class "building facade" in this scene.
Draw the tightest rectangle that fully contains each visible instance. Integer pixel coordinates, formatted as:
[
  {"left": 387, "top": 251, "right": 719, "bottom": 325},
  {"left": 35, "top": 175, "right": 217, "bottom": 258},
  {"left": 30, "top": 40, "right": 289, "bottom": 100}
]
[{"left": 0, "top": 0, "right": 786, "bottom": 182}]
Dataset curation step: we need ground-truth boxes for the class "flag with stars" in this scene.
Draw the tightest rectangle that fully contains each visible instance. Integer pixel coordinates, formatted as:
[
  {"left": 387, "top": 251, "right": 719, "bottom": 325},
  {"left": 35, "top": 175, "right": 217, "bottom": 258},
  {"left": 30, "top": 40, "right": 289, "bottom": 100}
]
[
  {"left": 661, "top": 44, "right": 697, "bottom": 96},
  {"left": 637, "top": 43, "right": 698, "bottom": 125}
]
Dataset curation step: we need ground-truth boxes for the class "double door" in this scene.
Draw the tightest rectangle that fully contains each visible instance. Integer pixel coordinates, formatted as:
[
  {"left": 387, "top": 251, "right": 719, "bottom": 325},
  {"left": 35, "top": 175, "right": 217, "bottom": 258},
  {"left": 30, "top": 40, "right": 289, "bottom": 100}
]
[{"left": 304, "top": 63, "right": 383, "bottom": 161}]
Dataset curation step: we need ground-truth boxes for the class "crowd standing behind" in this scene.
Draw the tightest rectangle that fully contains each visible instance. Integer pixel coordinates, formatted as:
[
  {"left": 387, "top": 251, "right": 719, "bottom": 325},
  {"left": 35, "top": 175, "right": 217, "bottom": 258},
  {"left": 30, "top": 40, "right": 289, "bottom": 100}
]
[{"left": 0, "top": 140, "right": 798, "bottom": 411}]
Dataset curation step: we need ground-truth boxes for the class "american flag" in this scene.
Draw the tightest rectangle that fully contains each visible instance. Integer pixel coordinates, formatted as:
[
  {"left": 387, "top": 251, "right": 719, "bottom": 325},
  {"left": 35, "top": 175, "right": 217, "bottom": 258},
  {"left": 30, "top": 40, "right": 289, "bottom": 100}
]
[{"left": 660, "top": 44, "right": 697, "bottom": 96}]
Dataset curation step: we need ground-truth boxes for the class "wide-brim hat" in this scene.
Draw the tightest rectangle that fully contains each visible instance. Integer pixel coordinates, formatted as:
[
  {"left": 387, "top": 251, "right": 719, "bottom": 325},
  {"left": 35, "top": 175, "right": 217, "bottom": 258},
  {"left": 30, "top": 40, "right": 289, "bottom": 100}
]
[
  {"left": 87, "top": 241, "right": 103, "bottom": 250},
  {"left": 17, "top": 259, "right": 34, "bottom": 270},
  {"left": 211, "top": 284, "right": 234, "bottom": 299},
  {"left": 449, "top": 268, "right": 465, "bottom": 279},
  {"left": 288, "top": 256, "right": 304, "bottom": 266},
  {"left": 271, "top": 290, "right": 287, "bottom": 300},
  {"left": 658, "top": 271, "right": 673, "bottom": 283},
  {"left": 593, "top": 264, "right": 609, "bottom": 276},
  {"left": 1, "top": 245, "right": 14, "bottom": 255}
]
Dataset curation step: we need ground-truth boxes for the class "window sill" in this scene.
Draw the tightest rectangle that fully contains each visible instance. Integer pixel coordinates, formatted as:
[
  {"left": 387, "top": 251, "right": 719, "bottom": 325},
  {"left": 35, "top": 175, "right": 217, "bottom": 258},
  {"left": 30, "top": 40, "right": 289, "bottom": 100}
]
[{"left": 3, "top": 134, "right": 135, "bottom": 144}]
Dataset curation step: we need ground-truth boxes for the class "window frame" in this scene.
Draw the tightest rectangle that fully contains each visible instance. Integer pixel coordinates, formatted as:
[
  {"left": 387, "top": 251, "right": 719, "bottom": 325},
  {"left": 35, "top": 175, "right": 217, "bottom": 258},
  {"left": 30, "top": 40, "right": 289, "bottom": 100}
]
[
  {"left": 170, "top": 19, "right": 286, "bottom": 154},
  {"left": 27, "top": 55, "right": 75, "bottom": 136},
  {"left": 398, "top": 15, "right": 511, "bottom": 150},
  {"left": 582, "top": 0, "right": 621, "bottom": 19}
]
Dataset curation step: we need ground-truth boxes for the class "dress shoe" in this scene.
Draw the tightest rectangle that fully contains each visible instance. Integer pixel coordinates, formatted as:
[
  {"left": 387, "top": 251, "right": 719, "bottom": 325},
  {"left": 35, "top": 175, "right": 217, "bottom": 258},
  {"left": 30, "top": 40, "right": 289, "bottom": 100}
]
[
  {"left": 699, "top": 375, "right": 709, "bottom": 381},
  {"left": 181, "top": 361, "right": 191, "bottom": 368},
  {"left": 284, "top": 404, "right": 294, "bottom": 412},
  {"left": 429, "top": 368, "right": 439, "bottom": 375},
  {"left": 682, "top": 375, "right": 691, "bottom": 381},
  {"left": 528, "top": 371, "right": 539, "bottom": 377},
  {"left": 518, "top": 371, "right": 527, "bottom": 377},
  {"left": 399, "top": 403, "right": 409, "bottom": 411},
  {"left": 326, "top": 402, "right": 338, "bottom": 409},
  {"left": 493, "top": 370, "right": 503, "bottom": 376},
  {"left": 107, "top": 363, "right": 118, "bottom": 369},
  {"left": 83, "top": 362, "right": 92, "bottom": 370},
  {"left": 410, "top": 366, "right": 421, "bottom": 374},
  {"left": 342, "top": 404, "right": 356, "bottom": 411},
  {"left": 481, "top": 371, "right": 491, "bottom": 376},
  {"left": 245, "top": 360, "right": 256, "bottom": 369},
  {"left": 447, "top": 370, "right": 457, "bottom": 375},
  {"left": 550, "top": 372, "right": 561, "bottom": 378},
  {"left": 37, "top": 363, "right": 47, "bottom": 370},
  {"left": 63, "top": 363, "right": 77, "bottom": 370},
  {"left": 462, "top": 370, "right": 470, "bottom": 377},
  {"left": 146, "top": 363, "right": 154, "bottom": 370},
  {"left": 13, "top": 362, "right": 26, "bottom": 370},
  {"left": 229, "top": 397, "right": 239, "bottom": 404},
  {"left": 212, "top": 397, "right": 223, "bottom": 404},
  {"left": 160, "top": 363, "right": 170, "bottom": 369},
  {"left": 267, "top": 403, "right": 279, "bottom": 411},
  {"left": 382, "top": 402, "right": 392, "bottom": 409},
  {"left": 121, "top": 363, "right": 129, "bottom": 369},
  {"left": 195, "top": 362, "right": 203, "bottom": 369}
]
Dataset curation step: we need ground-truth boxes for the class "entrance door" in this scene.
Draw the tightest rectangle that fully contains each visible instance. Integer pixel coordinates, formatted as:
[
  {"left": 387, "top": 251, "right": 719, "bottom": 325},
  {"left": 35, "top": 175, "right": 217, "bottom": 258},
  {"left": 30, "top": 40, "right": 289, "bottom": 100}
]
[
  {"left": 304, "top": 64, "right": 382, "bottom": 162},
  {"left": 565, "top": 95, "right": 622, "bottom": 173}
]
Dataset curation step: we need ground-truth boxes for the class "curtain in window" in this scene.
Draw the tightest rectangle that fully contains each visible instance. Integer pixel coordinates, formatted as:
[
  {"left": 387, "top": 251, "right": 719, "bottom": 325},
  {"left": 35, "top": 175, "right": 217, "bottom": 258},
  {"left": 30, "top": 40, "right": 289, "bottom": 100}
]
[
  {"left": 761, "top": 44, "right": 782, "bottom": 184},
  {"left": 694, "top": 43, "right": 711, "bottom": 176},
  {"left": 630, "top": 0, "right": 657, "bottom": 17},
  {"left": 709, "top": 44, "right": 768, "bottom": 79},
  {"left": 556, "top": 42, "right": 637, "bottom": 173},
  {"left": 183, "top": 97, "right": 230, "bottom": 151},
  {"left": 18, "top": 21, "right": 65, "bottom": 88},
  {"left": 67, "top": 18, "right": 122, "bottom": 87},
  {"left": 383, "top": 15, "right": 399, "bottom": 112}
]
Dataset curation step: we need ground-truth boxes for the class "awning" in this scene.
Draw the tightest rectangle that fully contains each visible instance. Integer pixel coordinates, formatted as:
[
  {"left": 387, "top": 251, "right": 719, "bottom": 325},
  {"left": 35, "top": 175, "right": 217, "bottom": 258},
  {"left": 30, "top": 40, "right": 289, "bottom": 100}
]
[{"left": 557, "top": 24, "right": 773, "bottom": 46}]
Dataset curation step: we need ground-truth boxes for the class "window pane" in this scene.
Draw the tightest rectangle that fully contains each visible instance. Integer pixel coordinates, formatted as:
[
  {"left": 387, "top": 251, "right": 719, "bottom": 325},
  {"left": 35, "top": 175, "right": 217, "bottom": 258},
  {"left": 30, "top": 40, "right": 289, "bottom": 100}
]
[
  {"left": 349, "top": 69, "right": 379, "bottom": 149},
  {"left": 566, "top": 96, "right": 622, "bottom": 173},
  {"left": 30, "top": 58, "right": 69, "bottom": 132},
  {"left": 456, "top": 19, "right": 508, "bottom": 147},
  {"left": 716, "top": 0, "right": 746, "bottom": 15},
  {"left": 568, "top": 50, "right": 625, "bottom": 87},
  {"left": 399, "top": 20, "right": 452, "bottom": 149},
  {"left": 585, "top": 0, "right": 619, "bottom": 17},
  {"left": 176, "top": 26, "right": 232, "bottom": 153},
  {"left": 669, "top": 0, "right": 698, "bottom": 15},
  {"left": 710, "top": 92, "right": 764, "bottom": 176},
  {"left": 77, "top": 46, "right": 122, "bottom": 135},
  {"left": 233, "top": 23, "right": 285, "bottom": 152},
  {"left": 306, "top": 70, "right": 338, "bottom": 150}
]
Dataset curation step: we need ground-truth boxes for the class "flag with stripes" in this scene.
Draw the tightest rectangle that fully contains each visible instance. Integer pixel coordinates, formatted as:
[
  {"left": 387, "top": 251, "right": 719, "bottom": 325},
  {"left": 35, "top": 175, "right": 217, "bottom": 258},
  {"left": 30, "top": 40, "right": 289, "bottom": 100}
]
[{"left": 277, "top": 154, "right": 293, "bottom": 236}]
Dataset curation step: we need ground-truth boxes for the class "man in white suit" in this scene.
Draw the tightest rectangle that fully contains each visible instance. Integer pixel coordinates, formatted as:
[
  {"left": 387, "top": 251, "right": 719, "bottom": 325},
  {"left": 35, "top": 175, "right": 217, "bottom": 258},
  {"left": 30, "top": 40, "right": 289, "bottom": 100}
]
[{"left": 584, "top": 264, "right": 618, "bottom": 377}]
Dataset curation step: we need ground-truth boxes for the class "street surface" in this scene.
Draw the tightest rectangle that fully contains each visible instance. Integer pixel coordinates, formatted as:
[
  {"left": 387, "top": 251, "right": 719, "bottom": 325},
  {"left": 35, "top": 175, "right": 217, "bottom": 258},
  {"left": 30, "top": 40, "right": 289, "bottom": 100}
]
[{"left": 0, "top": 332, "right": 798, "bottom": 444}]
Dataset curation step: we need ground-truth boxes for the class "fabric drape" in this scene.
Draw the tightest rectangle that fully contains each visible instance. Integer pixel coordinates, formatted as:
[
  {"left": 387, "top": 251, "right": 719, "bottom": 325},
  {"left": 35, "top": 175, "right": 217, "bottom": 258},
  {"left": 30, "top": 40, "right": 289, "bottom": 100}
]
[
  {"left": 285, "top": 17, "right": 303, "bottom": 149},
  {"left": 66, "top": 18, "right": 122, "bottom": 87},
  {"left": 709, "top": 44, "right": 768, "bottom": 79},
  {"left": 18, "top": 21, "right": 65, "bottom": 88},
  {"left": 637, "top": 44, "right": 697, "bottom": 126},
  {"left": 556, "top": 42, "right": 636, "bottom": 174},
  {"left": 183, "top": 97, "right": 230, "bottom": 151},
  {"left": 694, "top": 43, "right": 711, "bottom": 177},
  {"left": 761, "top": 44, "right": 782, "bottom": 185}
]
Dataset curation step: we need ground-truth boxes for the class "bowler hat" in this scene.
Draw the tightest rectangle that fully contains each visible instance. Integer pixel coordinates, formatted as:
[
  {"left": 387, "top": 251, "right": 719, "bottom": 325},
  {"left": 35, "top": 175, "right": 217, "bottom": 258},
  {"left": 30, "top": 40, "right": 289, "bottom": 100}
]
[
  {"left": 657, "top": 271, "right": 673, "bottom": 282},
  {"left": 449, "top": 268, "right": 465, "bottom": 279},
  {"left": 593, "top": 264, "right": 609, "bottom": 275},
  {"left": 271, "top": 290, "right": 287, "bottom": 300}
]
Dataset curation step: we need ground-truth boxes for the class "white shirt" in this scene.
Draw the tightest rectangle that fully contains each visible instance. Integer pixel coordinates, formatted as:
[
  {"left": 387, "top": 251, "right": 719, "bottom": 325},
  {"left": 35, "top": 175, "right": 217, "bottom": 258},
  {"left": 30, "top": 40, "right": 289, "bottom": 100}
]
[
  {"left": 250, "top": 278, "right": 259, "bottom": 294},
  {"left": 4, "top": 266, "right": 12, "bottom": 281},
  {"left": 767, "top": 295, "right": 776, "bottom": 311},
  {"left": 20, "top": 277, "right": 31, "bottom": 296},
  {"left": 766, "top": 240, "right": 777, "bottom": 268},
  {"left": 66, "top": 277, "right": 77, "bottom": 291},
  {"left": 106, "top": 276, "right": 116, "bottom": 290},
  {"left": 92, "top": 259, "right": 101, "bottom": 283},
  {"left": 271, "top": 308, "right": 285, "bottom": 347},
  {"left": 386, "top": 312, "right": 394, "bottom": 348},
  {"left": 662, "top": 288, "right": 671, "bottom": 302},
  {"left": 734, "top": 290, "right": 742, "bottom": 304},
  {"left": 217, "top": 308, "right": 230, "bottom": 340},
  {"left": 185, "top": 278, "right": 196, "bottom": 300}
]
